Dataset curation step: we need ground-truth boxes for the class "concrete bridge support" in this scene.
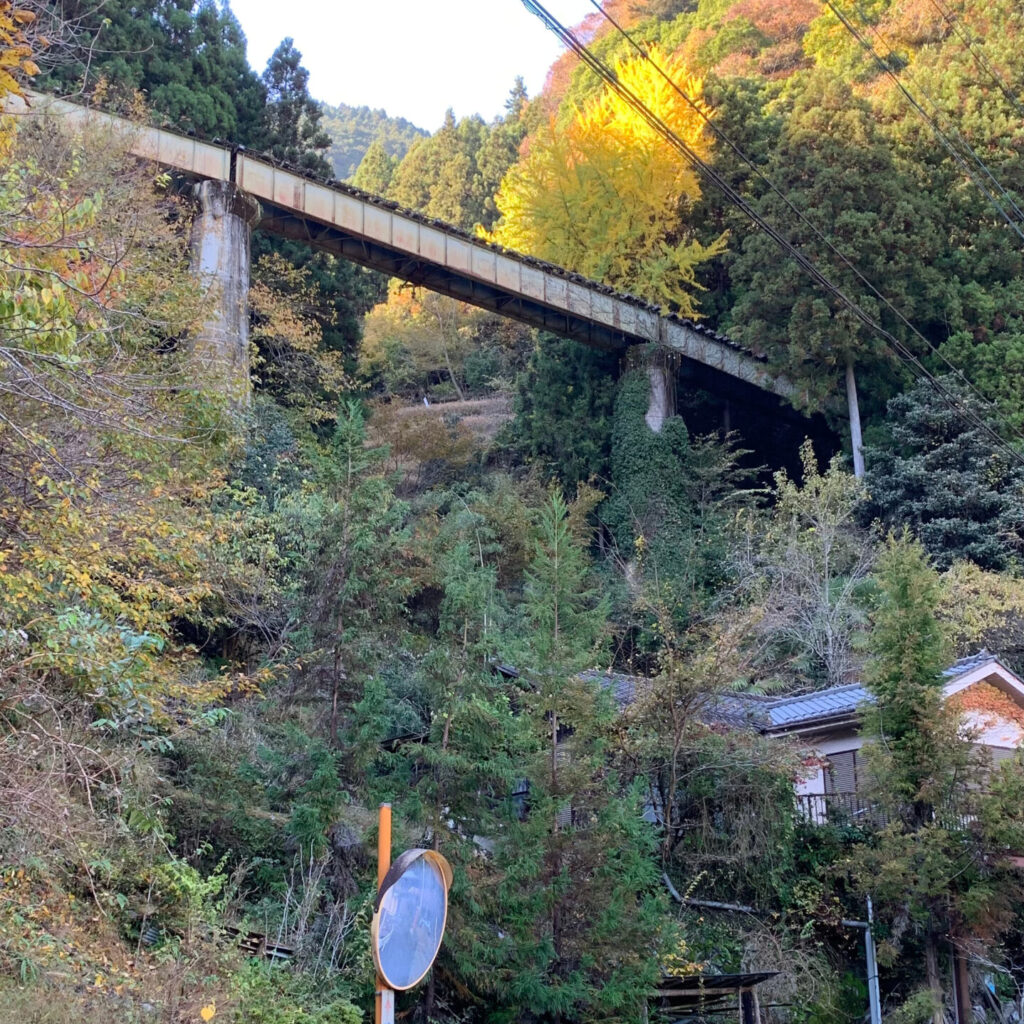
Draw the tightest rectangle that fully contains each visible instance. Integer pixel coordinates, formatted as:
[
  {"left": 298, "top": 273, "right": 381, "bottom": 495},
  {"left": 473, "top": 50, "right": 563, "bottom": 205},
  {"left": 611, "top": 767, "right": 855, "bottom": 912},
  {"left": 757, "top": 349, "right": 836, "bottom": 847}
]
[
  {"left": 644, "top": 361, "right": 675, "bottom": 434},
  {"left": 189, "top": 180, "right": 261, "bottom": 408}
]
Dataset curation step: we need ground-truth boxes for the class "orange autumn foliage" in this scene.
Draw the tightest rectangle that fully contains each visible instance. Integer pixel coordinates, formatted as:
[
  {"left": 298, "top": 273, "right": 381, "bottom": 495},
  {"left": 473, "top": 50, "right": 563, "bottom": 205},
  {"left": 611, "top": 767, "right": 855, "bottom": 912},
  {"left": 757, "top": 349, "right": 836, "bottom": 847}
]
[
  {"left": 725, "top": 0, "right": 820, "bottom": 42},
  {"left": 950, "top": 682, "right": 1024, "bottom": 731}
]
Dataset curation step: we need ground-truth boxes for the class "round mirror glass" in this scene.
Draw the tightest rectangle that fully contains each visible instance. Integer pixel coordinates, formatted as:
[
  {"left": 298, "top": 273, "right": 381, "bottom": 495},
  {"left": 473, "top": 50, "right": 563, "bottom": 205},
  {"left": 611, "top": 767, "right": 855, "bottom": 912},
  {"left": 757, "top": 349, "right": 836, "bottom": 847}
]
[{"left": 375, "top": 855, "right": 448, "bottom": 990}]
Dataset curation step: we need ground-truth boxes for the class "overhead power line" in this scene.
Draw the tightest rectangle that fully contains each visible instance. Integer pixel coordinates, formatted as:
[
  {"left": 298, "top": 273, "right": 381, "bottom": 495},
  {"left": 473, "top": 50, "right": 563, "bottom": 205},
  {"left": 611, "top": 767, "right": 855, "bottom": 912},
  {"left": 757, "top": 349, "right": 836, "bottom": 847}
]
[
  {"left": 519, "top": 0, "right": 1024, "bottom": 468},
  {"left": 922, "top": 0, "right": 1024, "bottom": 120},
  {"left": 822, "top": 0, "right": 1024, "bottom": 243},
  {"left": 583, "top": 0, "right": 1024, "bottom": 444}
]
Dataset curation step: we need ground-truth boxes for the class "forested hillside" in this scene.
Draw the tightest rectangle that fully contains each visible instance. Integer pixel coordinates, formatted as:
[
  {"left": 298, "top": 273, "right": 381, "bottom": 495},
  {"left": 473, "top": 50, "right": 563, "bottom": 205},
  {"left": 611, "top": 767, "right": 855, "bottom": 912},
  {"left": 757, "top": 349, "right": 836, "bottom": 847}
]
[
  {"left": 4, "top": 1, "right": 1024, "bottom": 1023},
  {"left": 319, "top": 102, "right": 427, "bottom": 181}
]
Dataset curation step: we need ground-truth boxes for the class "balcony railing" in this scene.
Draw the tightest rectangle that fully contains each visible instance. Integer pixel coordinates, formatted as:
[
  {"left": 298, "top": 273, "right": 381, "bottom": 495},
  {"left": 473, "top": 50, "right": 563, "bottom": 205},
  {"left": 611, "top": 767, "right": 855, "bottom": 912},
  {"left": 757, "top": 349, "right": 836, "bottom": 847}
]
[
  {"left": 797, "top": 792, "right": 983, "bottom": 831},
  {"left": 797, "top": 792, "right": 891, "bottom": 829}
]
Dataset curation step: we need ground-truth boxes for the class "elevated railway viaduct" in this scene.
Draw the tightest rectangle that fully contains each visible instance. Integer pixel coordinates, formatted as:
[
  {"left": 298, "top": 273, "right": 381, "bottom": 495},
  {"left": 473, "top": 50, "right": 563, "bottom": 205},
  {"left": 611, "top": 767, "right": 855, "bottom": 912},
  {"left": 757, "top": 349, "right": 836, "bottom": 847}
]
[{"left": 6, "top": 92, "right": 832, "bottom": 465}]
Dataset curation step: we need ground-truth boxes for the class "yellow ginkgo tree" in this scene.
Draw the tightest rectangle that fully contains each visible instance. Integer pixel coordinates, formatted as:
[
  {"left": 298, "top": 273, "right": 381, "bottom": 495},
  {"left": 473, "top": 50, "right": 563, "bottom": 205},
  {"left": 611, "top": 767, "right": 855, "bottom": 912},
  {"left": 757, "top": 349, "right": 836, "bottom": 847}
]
[
  {"left": 0, "top": 2, "right": 36, "bottom": 100},
  {"left": 485, "top": 46, "right": 725, "bottom": 318}
]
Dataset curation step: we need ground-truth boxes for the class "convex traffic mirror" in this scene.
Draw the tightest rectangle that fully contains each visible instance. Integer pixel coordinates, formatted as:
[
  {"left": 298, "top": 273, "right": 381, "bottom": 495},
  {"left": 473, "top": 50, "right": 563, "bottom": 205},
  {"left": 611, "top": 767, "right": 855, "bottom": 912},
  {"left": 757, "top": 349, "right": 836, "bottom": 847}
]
[{"left": 371, "top": 848, "right": 453, "bottom": 991}]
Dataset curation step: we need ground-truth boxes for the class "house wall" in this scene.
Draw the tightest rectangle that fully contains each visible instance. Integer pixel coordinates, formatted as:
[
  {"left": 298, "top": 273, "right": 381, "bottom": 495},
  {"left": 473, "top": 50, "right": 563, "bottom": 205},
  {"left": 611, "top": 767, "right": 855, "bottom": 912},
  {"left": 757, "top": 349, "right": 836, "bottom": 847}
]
[
  {"left": 960, "top": 710, "right": 1024, "bottom": 750},
  {"left": 792, "top": 704, "right": 1024, "bottom": 803},
  {"left": 790, "top": 727, "right": 865, "bottom": 812}
]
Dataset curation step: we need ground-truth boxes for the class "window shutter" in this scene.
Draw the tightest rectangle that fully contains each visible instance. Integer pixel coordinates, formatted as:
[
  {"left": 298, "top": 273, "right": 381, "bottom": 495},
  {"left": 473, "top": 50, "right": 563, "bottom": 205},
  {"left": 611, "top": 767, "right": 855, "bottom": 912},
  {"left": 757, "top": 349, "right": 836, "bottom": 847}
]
[
  {"left": 987, "top": 745, "right": 1017, "bottom": 766},
  {"left": 826, "top": 751, "right": 857, "bottom": 794}
]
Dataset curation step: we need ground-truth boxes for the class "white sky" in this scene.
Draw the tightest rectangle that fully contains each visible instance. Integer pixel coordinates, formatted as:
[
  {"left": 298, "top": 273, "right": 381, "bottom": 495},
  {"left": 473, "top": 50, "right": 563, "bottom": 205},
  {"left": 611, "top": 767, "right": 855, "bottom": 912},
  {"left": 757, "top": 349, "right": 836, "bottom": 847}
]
[{"left": 228, "top": 0, "right": 595, "bottom": 129}]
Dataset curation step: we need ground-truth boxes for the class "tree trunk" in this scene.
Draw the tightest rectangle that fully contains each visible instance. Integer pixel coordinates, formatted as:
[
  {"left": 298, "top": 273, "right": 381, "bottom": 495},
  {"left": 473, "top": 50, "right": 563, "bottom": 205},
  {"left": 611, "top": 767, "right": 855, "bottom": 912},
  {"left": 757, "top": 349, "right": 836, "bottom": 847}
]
[
  {"left": 925, "top": 930, "right": 945, "bottom": 1024},
  {"left": 845, "top": 357, "right": 865, "bottom": 479},
  {"left": 329, "top": 646, "right": 342, "bottom": 747},
  {"left": 952, "top": 943, "right": 972, "bottom": 1024}
]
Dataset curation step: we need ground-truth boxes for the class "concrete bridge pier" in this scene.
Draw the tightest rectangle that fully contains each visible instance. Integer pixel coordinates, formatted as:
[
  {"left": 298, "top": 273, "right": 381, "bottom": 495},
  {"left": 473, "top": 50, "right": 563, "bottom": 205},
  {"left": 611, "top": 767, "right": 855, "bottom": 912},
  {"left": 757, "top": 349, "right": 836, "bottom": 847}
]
[
  {"left": 189, "top": 180, "right": 262, "bottom": 408},
  {"left": 644, "top": 359, "right": 675, "bottom": 434}
]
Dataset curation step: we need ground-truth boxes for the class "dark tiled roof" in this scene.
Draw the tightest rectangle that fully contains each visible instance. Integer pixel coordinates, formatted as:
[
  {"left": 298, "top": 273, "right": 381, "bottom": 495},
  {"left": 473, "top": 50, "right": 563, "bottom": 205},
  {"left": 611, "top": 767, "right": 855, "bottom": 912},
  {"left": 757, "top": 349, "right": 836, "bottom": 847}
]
[
  {"left": 733, "top": 651, "right": 1006, "bottom": 732},
  {"left": 942, "top": 649, "right": 998, "bottom": 678},
  {"left": 587, "top": 651, "right": 1011, "bottom": 733},
  {"left": 581, "top": 669, "right": 643, "bottom": 708}
]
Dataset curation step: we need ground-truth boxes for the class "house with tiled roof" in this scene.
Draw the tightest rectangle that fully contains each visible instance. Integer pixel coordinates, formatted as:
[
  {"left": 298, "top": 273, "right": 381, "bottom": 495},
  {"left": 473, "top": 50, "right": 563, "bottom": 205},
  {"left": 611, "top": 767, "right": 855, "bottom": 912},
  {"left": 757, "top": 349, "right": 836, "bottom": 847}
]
[
  {"left": 724, "top": 651, "right": 1024, "bottom": 820},
  {"left": 586, "top": 652, "right": 1024, "bottom": 825}
]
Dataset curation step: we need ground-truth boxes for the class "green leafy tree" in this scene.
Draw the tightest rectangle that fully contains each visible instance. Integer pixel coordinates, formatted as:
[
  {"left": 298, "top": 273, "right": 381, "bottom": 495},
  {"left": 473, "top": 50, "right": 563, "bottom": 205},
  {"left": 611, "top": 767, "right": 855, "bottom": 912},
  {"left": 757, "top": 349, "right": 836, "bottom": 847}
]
[
  {"left": 861, "top": 535, "right": 952, "bottom": 811},
  {"left": 599, "top": 368, "right": 744, "bottom": 631},
  {"left": 738, "top": 441, "right": 874, "bottom": 689},
  {"left": 474, "top": 78, "right": 532, "bottom": 232}
]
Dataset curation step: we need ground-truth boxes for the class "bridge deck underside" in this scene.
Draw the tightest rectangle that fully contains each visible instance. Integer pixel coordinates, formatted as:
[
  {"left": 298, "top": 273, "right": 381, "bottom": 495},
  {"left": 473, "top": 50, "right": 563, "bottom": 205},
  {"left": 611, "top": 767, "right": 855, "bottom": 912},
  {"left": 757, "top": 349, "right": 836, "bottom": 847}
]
[
  {"left": 259, "top": 203, "right": 810, "bottom": 423},
  {"left": 7, "top": 92, "right": 820, "bottom": 432}
]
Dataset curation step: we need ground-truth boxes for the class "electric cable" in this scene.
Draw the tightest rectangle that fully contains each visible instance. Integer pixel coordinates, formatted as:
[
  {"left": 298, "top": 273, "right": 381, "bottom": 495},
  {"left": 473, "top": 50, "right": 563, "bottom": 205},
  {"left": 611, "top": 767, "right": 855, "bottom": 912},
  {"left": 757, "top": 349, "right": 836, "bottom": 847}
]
[
  {"left": 520, "top": 0, "right": 1024, "bottom": 466},
  {"left": 922, "top": 0, "right": 1024, "bottom": 121},
  {"left": 583, "top": 0, "right": 1024, "bottom": 439},
  {"left": 822, "top": 0, "right": 1024, "bottom": 242}
]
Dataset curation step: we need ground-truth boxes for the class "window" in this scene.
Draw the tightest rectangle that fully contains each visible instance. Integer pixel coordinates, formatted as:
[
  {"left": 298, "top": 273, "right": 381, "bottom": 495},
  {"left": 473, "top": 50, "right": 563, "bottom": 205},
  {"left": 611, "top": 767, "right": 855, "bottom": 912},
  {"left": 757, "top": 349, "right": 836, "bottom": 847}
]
[{"left": 825, "top": 750, "right": 859, "bottom": 794}]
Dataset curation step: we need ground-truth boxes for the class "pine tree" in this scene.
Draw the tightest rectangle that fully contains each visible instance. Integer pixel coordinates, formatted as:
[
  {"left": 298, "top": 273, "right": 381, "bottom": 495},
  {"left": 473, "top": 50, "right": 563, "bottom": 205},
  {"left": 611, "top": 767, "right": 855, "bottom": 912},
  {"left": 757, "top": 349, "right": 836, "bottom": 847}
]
[
  {"left": 476, "top": 491, "right": 662, "bottom": 1023},
  {"left": 256, "top": 37, "right": 332, "bottom": 176},
  {"left": 475, "top": 78, "right": 531, "bottom": 232},
  {"left": 862, "top": 377, "right": 1024, "bottom": 571}
]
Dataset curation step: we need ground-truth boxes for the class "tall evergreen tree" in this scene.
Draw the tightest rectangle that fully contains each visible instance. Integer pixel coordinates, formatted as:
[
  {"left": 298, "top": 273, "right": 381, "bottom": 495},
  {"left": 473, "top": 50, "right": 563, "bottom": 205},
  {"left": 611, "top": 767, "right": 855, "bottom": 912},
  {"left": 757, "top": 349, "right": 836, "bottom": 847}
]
[
  {"left": 862, "top": 377, "right": 1024, "bottom": 571},
  {"left": 250, "top": 39, "right": 383, "bottom": 374},
  {"left": 256, "top": 37, "right": 332, "bottom": 176},
  {"left": 476, "top": 491, "right": 662, "bottom": 1023},
  {"left": 287, "top": 401, "right": 411, "bottom": 744},
  {"left": 846, "top": 537, "right": 1009, "bottom": 1022},
  {"left": 508, "top": 334, "right": 619, "bottom": 489},
  {"left": 725, "top": 72, "right": 945, "bottom": 436},
  {"left": 388, "top": 108, "right": 489, "bottom": 230},
  {"left": 351, "top": 139, "right": 398, "bottom": 195},
  {"left": 41, "top": 0, "right": 266, "bottom": 141},
  {"left": 861, "top": 534, "right": 951, "bottom": 811}
]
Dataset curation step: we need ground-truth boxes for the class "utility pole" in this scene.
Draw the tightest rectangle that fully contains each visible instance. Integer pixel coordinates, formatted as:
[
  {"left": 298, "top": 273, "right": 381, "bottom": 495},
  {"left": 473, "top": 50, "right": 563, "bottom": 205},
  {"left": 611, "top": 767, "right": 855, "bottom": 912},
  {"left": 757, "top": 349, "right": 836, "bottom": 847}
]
[
  {"left": 842, "top": 898, "right": 881, "bottom": 1024},
  {"left": 846, "top": 358, "right": 866, "bottom": 479},
  {"left": 376, "top": 803, "right": 394, "bottom": 1024},
  {"left": 866, "top": 897, "right": 882, "bottom": 1024}
]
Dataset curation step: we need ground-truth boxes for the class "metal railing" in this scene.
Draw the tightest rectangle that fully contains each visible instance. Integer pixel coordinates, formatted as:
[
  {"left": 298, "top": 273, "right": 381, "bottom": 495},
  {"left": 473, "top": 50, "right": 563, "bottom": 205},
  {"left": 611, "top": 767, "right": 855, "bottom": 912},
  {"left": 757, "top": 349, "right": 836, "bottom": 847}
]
[
  {"left": 797, "top": 792, "right": 891, "bottom": 829},
  {"left": 797, "top": 792, "right": 983, "bottom": 832}
]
